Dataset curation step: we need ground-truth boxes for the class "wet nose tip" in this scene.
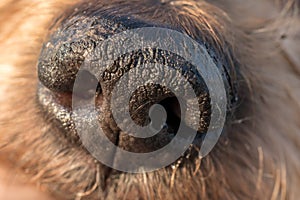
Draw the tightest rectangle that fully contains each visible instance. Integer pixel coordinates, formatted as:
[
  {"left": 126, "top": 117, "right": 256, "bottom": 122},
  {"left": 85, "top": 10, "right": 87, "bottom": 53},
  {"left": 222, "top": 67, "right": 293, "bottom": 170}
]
[{"left": 37, "top": 12, "right": 212, "bottom": 154}]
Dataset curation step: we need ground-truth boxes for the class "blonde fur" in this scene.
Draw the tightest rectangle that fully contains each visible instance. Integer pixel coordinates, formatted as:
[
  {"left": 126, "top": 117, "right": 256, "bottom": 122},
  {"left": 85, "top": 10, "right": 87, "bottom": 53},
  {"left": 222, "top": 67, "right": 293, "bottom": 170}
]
[{"left": 0, "top": 0, "right": 299, "bottom": 199}]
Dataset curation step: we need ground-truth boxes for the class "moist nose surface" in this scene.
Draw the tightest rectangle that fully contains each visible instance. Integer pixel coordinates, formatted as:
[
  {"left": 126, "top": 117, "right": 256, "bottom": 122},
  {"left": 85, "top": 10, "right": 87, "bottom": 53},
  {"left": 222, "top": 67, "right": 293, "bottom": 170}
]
[{"left": 37, "top": 11, "right": 211, "bottom": 154}]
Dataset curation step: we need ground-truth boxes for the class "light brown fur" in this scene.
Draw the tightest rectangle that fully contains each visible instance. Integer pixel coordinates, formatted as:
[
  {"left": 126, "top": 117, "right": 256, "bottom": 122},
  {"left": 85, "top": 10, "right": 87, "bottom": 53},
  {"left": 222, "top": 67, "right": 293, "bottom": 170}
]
[{"left": 0, "top": 0, "right": 299, "bottom": 199}]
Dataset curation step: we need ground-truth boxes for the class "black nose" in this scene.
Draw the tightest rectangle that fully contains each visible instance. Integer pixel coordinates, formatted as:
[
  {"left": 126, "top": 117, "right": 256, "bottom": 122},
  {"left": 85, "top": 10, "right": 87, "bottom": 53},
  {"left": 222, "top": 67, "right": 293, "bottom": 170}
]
[{"left": 37, "top": 10, "right": 211, "bottom": 153}]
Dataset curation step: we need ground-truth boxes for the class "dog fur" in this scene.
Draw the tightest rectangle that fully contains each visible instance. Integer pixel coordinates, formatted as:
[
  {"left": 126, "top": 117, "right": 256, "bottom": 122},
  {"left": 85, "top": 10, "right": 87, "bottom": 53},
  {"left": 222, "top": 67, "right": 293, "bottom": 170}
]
[{"left": 0, "top": 0, "right": 299, "bottom": 199}]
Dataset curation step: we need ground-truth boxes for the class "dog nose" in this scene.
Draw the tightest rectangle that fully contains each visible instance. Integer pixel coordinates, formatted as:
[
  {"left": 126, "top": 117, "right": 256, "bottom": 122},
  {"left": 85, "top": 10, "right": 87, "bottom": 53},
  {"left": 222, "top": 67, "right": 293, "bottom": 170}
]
[{"left": 37, "top": 12, "right": 211, "bottom": 153}]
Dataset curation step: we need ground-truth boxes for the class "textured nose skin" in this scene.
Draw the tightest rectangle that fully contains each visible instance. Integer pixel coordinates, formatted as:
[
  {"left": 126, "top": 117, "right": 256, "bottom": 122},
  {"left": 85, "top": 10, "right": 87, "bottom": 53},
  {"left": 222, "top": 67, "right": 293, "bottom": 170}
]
[
  {"left": 37, "top": 15, "right": 131, "bottom": 93},
  {"left": 37, "top": 9, "right": 212, "bottom": 153}
]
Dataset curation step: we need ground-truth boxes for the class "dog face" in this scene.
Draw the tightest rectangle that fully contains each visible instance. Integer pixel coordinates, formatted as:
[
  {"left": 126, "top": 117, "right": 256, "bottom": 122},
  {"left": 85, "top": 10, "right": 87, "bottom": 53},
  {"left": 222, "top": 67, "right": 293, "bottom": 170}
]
[{"left": 0, "top": 0, "right": 299, "bottom": 199}]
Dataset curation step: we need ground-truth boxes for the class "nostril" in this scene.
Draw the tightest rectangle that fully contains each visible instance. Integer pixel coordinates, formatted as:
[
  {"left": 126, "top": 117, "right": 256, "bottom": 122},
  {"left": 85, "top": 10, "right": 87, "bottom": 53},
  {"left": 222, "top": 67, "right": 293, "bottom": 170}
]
[
  {"left": 129, "top": 86, "right": 181, "bottom": 133},
  {"left": 159, "top": 97, "right": 181, "bottom": 133},
  {"left": 128, "top": 84, "right": 176, "bottom": 127}
]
